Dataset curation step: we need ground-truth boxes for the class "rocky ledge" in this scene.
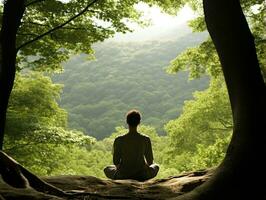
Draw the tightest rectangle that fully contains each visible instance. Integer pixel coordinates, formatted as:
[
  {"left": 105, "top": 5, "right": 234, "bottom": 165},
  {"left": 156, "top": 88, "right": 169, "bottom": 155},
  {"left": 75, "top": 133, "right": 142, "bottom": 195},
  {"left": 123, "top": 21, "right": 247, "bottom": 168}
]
[{"left": 0, "top": 169, "right": 213, "bottom": 200}]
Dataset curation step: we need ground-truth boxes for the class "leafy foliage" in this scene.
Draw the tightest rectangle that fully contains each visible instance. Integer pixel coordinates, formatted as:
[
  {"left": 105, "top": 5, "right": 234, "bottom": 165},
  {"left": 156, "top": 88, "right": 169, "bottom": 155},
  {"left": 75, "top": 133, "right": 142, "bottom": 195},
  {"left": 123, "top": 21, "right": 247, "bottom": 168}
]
[
  {"left": 0, "top": 0, "right": 185, "bottom": 72},
  {"left": 16, "top": 0, "right": 140, "bottom": 70},
  {"left": 165, "top": 78, "right": 232, "bottom": 153},
  {"left": 4, "top": 72, "right": 95, "bottom": 175},
  {"left": 167, "top": 39, "right": 221, "bottom": 78},
  {"left": 6, "top": 72, "right": 67, "bottom": 138},
  {"left": 167, "top": 0, "right": 266, "bottom": 79},
  {"left": 188, "top": 135, "right": 231, "bottom": 170}
]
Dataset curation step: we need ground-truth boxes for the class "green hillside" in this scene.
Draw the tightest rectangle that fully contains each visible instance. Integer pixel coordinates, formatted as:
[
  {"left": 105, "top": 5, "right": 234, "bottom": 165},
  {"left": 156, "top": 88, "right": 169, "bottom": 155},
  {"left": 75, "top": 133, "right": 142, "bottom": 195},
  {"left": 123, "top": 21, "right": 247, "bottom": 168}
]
[{"left": 54, "top": 32, "right": 209, "bottom": 139}]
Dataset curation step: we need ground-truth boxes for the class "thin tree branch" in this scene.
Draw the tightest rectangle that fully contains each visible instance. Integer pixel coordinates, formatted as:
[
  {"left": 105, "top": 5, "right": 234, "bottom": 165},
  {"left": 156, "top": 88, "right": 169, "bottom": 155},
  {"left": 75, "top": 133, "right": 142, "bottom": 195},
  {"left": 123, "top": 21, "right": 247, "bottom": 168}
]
[
  {"left": 4, "top": 140, "right": 65, "bottom": 152},
  {"left": 256, "top": 39, "right": 266, "bottom": 44},
  {"left": 16, "top": 0, "right": 99, "bottom": 52},
  {"left": 25, "top": 21, "right": 89, "bottom": 30},
  {"left": 27, "top": 20, "right": 105, "bottom": 30},
  {"left": 216, "top": 117, "right": 233, "bottom": 129},
  {"left": 209, "top": 127, "right": 232, "bottom": 131},
  {"left": 4, "top": 141, "right": 36, "bottom": 152},
  {"left": 24, "top": 21, "right": 87, "bottom": 31},
  {"left": 22, "top": 21, "right": 51, "bottom": 27},
  {"left": 17, "top": 32, "right": 39, "bottom": 37}
]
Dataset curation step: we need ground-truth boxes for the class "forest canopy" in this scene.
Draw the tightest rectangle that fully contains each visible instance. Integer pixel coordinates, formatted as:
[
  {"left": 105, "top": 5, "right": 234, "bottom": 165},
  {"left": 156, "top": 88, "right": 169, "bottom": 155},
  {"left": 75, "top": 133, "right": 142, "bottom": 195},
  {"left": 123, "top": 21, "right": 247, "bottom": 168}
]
[{"left": 53, "top": 32, "right": 208, "bottom": 139}]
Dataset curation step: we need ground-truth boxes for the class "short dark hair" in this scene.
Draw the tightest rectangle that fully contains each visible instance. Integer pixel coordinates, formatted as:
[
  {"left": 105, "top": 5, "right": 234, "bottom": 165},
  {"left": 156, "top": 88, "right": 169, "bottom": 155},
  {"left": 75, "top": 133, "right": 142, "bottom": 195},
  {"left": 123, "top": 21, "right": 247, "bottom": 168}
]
[{"left": 126, "top": 110, "right": 141, "bottom": 127}]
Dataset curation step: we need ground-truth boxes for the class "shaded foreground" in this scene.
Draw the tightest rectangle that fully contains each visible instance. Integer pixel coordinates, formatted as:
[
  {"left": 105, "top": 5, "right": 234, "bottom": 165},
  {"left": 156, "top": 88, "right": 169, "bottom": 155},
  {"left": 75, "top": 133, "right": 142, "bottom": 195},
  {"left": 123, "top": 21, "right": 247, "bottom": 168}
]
[{"left": 0, "top": 169, "right": 213, "bottom": 200}]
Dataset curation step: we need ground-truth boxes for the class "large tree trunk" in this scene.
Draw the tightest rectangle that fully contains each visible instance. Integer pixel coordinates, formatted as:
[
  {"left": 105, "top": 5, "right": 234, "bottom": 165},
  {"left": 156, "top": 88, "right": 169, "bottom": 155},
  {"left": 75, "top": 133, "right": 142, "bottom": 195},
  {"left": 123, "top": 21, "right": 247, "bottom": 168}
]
[
  {"left": 176, "top": 0, "right": 266, "bottom": 199},
  {"left": 0, "top": 0, "right": 26, "bottom": 149}
]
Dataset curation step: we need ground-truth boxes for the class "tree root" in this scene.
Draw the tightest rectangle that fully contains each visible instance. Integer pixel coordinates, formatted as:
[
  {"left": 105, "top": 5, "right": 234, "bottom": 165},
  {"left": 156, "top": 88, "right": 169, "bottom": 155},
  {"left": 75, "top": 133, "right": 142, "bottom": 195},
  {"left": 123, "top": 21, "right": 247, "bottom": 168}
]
[
  {"left": 0, "top": 151, "right": 142, "bottom": 199},
  {"left": 0, "top": 151, "right": 66, "bottom": 196}
]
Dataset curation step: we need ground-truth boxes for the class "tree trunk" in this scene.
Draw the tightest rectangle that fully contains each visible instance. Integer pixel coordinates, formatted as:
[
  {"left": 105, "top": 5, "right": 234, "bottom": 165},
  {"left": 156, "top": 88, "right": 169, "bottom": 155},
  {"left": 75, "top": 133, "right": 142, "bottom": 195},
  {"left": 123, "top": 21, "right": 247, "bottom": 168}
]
[
  {"left": 0, "top": 0, "right": 26, "bottom": 149},
  {"left": 176, "top": 0, "right": 266, "bottom": 199}
]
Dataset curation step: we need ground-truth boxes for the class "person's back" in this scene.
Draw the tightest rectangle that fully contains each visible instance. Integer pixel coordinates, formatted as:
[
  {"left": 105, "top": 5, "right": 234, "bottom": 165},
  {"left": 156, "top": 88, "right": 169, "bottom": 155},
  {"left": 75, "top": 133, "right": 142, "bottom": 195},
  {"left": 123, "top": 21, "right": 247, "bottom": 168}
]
[
  {"left": 114, "top": 133, "right": 152, "bottom": 180},
  {"left": 104, "top": 110, "right": 159, "bottom": 181}
]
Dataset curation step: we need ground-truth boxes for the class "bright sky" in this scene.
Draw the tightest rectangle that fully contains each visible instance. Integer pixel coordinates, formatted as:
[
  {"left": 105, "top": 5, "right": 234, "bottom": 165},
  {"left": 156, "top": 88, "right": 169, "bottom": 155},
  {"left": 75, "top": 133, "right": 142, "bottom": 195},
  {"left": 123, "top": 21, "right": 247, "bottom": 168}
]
[
  {"left": 134, "top": 3, "right": 195, "bottom": 27},
  {"left": 60, "top": 1, "right": 195, "bottom": 27},
  {"left": 113, "top": 4, "right": 196, "bottom": 41},
  {"left": 60, "top": 1, "right": 196, "bottom": 41}
]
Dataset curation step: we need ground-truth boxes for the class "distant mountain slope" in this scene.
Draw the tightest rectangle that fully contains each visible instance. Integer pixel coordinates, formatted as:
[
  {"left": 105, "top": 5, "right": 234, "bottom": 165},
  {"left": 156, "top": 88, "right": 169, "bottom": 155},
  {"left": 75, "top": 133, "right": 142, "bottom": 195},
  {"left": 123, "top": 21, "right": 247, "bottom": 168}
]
[
  {"left": 111, "top": 22, "right": 192, "bottom": 42},
  {"left": 54, "top": 31, "right": 209, "bottom": 139}
]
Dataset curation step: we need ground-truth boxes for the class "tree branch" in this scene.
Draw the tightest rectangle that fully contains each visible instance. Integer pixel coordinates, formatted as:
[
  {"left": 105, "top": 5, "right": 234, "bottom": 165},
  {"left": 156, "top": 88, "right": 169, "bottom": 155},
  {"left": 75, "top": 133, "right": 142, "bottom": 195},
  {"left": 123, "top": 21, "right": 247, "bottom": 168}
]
[
  {"left": 209, "top": 127, "right": 232, "bottom": 131},
  {"left": 16, "top": 0, "right": 99, "bottom": 52},
  {"left": 25, "top": 21, "right": 89, "bottom": 31},
  {"left": 4, "top": 142, "right": 37, "bottom": 152},
  {"left": 26, "top": 20, "right": 106, "bottom": 31},
  {"left": 17, "top": 32, "right": 39, "bottom": 37},
  {"left": 256, "top": 39, "right": 266, "bottom": 44},
  {"left": 217, "top": 117, "right": 233, "bottom": 129}
]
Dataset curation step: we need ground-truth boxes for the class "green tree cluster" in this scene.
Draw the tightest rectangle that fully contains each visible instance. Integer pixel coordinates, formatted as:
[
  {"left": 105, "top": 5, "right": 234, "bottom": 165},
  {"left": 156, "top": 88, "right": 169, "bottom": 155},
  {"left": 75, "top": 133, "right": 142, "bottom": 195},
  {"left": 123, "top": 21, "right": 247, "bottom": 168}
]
[
  {"left": 4, "top": 72, "right": 95, "bottom": 175},
  {"left": 164, "top": 78, "right": 232, "bottom": 172}
]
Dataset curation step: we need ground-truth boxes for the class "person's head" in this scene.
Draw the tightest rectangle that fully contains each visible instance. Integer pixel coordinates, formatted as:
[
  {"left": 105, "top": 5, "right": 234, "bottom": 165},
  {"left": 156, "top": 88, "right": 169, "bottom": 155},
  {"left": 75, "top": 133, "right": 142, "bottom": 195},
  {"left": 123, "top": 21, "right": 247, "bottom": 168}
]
[{"left": 126, "top": 109, "right": 141, "bottom": 127}]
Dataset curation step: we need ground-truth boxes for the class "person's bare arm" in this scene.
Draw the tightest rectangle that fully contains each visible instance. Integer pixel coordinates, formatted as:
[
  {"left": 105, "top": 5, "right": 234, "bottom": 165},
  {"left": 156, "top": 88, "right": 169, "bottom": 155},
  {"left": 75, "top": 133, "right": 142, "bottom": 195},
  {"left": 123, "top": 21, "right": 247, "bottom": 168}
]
[
  {"left": 113, "top": 138, "right": 121, "bottom": 167},
  {"left": 145, "top": 137, "right": 154, "bottom": 166}
]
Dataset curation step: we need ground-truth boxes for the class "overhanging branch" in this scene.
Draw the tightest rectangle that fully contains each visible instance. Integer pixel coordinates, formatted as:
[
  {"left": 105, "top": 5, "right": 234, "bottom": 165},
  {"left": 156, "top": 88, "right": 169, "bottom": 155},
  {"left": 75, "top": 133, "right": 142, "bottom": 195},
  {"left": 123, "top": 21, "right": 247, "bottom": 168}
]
[
  {"left": 17, "top": 32, "right": 39, "bottom": 37},
  {"left": 16, "top": 0, "right": 99, "bottom": 52},
  {"left": 24, "top": 21, "right": 89, "bottom": 31}
]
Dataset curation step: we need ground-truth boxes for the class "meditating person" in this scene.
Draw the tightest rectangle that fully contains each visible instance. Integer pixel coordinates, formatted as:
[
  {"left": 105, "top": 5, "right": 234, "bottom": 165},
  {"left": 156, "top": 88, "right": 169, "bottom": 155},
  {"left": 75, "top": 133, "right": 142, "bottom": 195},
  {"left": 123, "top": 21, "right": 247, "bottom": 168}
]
[{"left": 104, "top": 109, "right": 159, "bottom": 181}]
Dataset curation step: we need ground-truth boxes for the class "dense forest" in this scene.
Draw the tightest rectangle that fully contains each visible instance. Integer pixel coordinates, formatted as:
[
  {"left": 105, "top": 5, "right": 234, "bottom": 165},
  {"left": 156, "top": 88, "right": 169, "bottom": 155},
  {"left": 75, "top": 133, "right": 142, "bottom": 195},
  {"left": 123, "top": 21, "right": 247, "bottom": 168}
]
[
  {"left": 1, "top": 0, "right": 265, "bottom": 188},
  {"left": 4, "top": 66, "right": 231, "bottom": 179},
  {"left": 4, "top": 31, "right": 233, "bottom": 178},
  {"left": 53, "top": 31, "right": 208, "bottom": 139}
]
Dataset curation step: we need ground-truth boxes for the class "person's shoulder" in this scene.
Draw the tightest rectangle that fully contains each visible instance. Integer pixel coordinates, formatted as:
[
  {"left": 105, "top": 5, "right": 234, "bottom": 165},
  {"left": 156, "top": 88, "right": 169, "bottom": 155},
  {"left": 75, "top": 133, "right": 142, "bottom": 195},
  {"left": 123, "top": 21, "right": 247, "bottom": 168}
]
[
  {"left": 139, "top": 133, "right": 150, "bottom": 140},
  {"left": 115, "top": 134, "right": 127, "bottom": 141},
  {"left": 114, "top": 135, "right": 123, "bottom": 145}
]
